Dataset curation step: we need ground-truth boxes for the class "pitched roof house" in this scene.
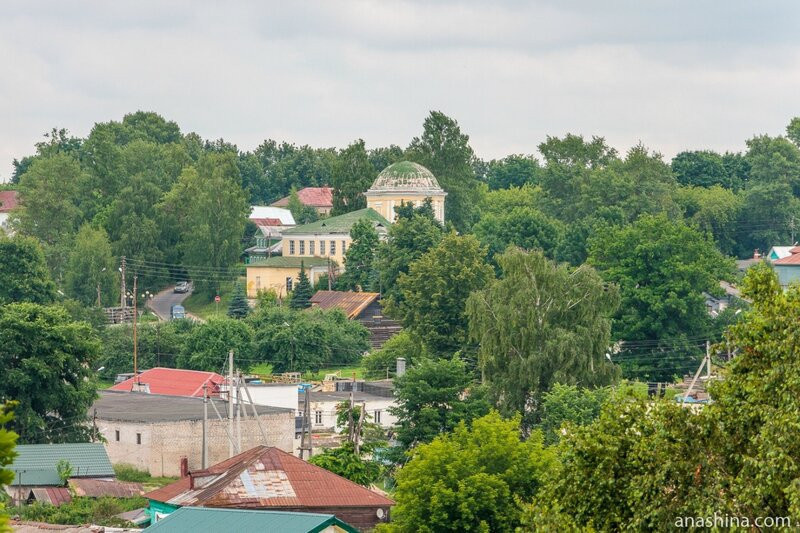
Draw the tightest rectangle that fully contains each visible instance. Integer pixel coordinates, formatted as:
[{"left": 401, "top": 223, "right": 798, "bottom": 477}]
[
  {"left": 145, "top": 507, "right": 358, "bottom": 533},
  {"left": 110, "top": 367, "right": 224, "bottom": 397},
  {"left": 0, "top": 190, "right": 19, "bottom": 234},
  {"left": 308, "top": 291, "right": 401, "bottom": 348},
  {"left": 145, "top": 446, "right": 393, "bottom": 530},
  {"left": 272, "top": 187, "right": 334, "bottom": 215},
  {"left": 773, "top": 246, "right": 800, "bottom": 287}
]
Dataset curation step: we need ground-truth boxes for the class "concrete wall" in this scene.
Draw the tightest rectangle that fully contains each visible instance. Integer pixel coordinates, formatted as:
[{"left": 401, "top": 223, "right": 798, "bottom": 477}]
[
  {"left": 367, "top": 193, "right": 445, "bottom": 223},
  {"left": 246, "top": 265, "right": 328, "bottom": 298},
  {"left": 238, "top": 383, "right": 299, "bottom": 411},
  {"left": 98, "top": 410, "right": 295, "bottom": 476},
  {"left": 776, "top": 265, "right": 800, "bottom": 288},
  {"left": 282, "top": 233, "right": 351, "bottom": 264},
  {"left": 308, "top": 397, "right": 397, "bottom": 432}
]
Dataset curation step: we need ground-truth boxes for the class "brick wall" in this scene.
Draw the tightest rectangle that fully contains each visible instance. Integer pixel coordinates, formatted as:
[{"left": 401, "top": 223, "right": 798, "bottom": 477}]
[{"left": 98, "top": 411, "right": 294, "bottom": 476}]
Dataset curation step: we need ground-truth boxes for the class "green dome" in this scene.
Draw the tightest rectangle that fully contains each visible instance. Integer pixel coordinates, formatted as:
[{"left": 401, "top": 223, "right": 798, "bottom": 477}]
[{"left": 369, "top": 161, "right": 443, "bottom": 192}]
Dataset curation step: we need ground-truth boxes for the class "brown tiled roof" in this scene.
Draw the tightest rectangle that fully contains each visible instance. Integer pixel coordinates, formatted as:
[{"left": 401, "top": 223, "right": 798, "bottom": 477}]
[
  {"left": 774, "top": 253, "right": 800, "bottom": 265},
  {"left": 0, "top": 191, "right": 19, "bottom": 213},
  {"left": 145, "top": 446, "right": 394, "bottom": 509},
  {"left": 309, "top": 291, "right": 380, "bottom": 319},
  {"left": 69, "top": 478, "right": 144, "bottom": 498},
  {"left": 251, "top": 217, "right": 283, "bottom": 227},
  {"left": 272, "top": 187, "right": 333, "bottom": 208}
]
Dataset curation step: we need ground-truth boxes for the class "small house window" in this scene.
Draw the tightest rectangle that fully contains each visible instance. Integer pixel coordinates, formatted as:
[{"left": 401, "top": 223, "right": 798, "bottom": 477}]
[
  {"left": 315, "top": 411, "right": 323, "bottom": 424},
  {"left": 256, "top": 276, "right": 261, "bottom": 289},
  {"left": 342, "top": 240, "right": 347, "bottom": 253},
  {"left": 330, "top": 241, "right": 336, "bottom": 255},
  {"left": 289, "top": 241, "right": 295, "bottom": 255},
  {"left": 309, "top": 241, "right": 315, "bottom": 255},
  {"left": 299, "top": 240, "right": 305, "bottom": 255},
  {"left": 115, "top": 430, "right": 120, "bottom": 442},
  {"left": 286, "top": 277, "right": 293, "bottom": 292},
  {"left": 319, "top": 241, "right": 325, "bottom": 255},
  {"left": 136, "top": 433, "right": 141, "bottom": 445},
  {"left": 374, "top": 410, "right": 382, "bottom": 424}
]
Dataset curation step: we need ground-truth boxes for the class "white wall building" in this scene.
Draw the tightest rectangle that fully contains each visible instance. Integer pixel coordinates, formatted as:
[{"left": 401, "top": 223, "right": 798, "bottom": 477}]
[{"left": 299, "top": 391, "right": 398, "bottom": 432}]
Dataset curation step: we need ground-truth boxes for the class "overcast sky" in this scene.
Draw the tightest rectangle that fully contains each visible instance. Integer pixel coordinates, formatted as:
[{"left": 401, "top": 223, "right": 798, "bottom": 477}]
[{"left": 2, "top": 1, "right": 799, "bottom": 181}]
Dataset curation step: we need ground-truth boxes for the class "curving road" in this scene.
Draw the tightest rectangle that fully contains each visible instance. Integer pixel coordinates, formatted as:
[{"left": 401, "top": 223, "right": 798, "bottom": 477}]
[{"left": 146, "top": 286, "right": 193, "bottom": 321}]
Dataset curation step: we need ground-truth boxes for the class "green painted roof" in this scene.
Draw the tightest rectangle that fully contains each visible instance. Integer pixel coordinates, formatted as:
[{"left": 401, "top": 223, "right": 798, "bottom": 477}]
[
  {"left": 247, "top": 256, "right": 330, "bottom": 268},
  {"left": 368, "top": 161, "right": 443, "bottom": 192},
  {"left": 283, "top": 208, "right": 390, "bottom": 236},
  {"left": 9, "top": 443, "right": 114, "bottom": 486},
  {"left": 144, "top": 507, "right": 358, "bottom": 533}
]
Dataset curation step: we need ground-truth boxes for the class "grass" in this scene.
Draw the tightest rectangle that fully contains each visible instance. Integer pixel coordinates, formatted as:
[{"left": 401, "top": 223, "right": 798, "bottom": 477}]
[
  {"left": 96, "top": 379, "right": 115, "bottom": 390},
  {"left": 303, "top": 365, "right": 365, "bottom": 381},
  {"left": 113, "top": 463, "right": 178, "bottom": 489},
  {"left": 248, "top": 363, "right": 274, "bottom": 376},
  {"left": 182, "top": 282, "right": 238, "bottom": 320}
]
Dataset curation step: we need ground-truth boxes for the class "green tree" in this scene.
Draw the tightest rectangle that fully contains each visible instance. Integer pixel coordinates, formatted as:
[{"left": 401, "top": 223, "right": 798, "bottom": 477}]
[
  {"left": 309, "top": 442, "right": 382, "bottom": 487},
  {"left": 0, "top": 235, "right": 57, "bottom": 305},
  {"left": 0, "top": 402, "right": 18, "bottom": 533},
  {"left": 588, "top": 214, "right": 734, "bottom": 380},
  {"left": 339, "top": 219, "right": 379, "bottom": 291},
  {"left": 671, "top": 150, "right": 738, "bottom": 189},
  {"left": 376, "top": 211, "right": 443, "bottom": 305},
  {"left": 736, "top": 181, "right": 800, "bottom": 257},
  {"left": 227, "top": 282, "right": 250, "bottom": 319},
  {"left": 162, "top": 152, "right": 249, "bottom": 296},
  {"left": 65, "top": 225, "right": 118, "bottom": 306},
  {"left": 538, "top": 133, "right": 617, "bottom": 169},
  {"left": 384, "top": 412, "right": 555, "bottom": 533},
  {"left": 362, "top": 330, "right": 429, "bottom": 379},
  {"left": 485, "top": 154, "right": 540, "bottom": 190},
  {"left": 788, "top": 116, "right": 800, "bottom": 147},
  {"left": 331, "top": 139, "right": 376, "bottom": 215},
  {"left": 473, "top": 206, "right": 563, "bottom": 261},
  {"left": 248, "top": 307, "right": 369, "bottom": 372},
  {"left": 289, "top": 262, "right": 313, "bottom": 309},
  {"left": 467, "top": 249, "right": 619, "bottom": 420},
  {"left": 177, "top": 317, "right": 253, "bottom": 371},
  {"left": 537, "top": 384, "right": 609, "bottom": 445},
  {"left": 406, "top": 111, "right": 482, "bottom": 232},
  {"left": 97, "top": 319, "right": 195, "bottom": 378},
  {"left": 675, "top": 185, "right": 743, "bottom": 256},
  {"left": 391, "top": 357, "right": 490, "bottom": 452},
  {"left": 392, "top": 233, "right": 493, "bottom": 354},
  {"left": 286, "top": 187, "right": 318, "bottom": 225},
  {"left": 0, "top": 303, "right": 99, "bottom": 443}
]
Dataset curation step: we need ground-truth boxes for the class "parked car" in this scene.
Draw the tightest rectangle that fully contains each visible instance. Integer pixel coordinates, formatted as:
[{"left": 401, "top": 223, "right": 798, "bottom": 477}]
[
  {"left": 170, "top": 304, "right": 186, "bottom": 320},
  {"left": 174, "top": 281, "right": 190, "bottom": 293}
]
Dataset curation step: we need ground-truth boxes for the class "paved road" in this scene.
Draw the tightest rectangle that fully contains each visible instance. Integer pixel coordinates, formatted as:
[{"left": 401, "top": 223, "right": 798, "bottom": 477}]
[{"left": 147, "top": 286, "right": 192, "bottom": 321}]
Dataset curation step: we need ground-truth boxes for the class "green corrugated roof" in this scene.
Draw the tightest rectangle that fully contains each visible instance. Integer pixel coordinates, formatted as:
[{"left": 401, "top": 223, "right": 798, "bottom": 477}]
[
  {"left": 144, "top": 507, "right": 358, "bottom": 533},
  {"left": 9, "top": 443, "right": 114, "bottom": 486},
  {"left": 283, "top": 208, "right": 390, "bottom": 235},
  {"left": 247, "top": 256, "right": 330, "bottom": 268}
]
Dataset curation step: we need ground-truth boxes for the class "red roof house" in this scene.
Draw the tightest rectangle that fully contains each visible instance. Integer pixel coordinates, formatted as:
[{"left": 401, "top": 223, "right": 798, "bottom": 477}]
[
  {"left": 110, "top": 368, "right": 224, "bottom": 397},
  {"left": 272, "top": 187, "right": 334, "bottom": 215},
  {"left": 0, "top": 191, "right": 19, "bottom": 212},
  {"left": 146, "top": 446, "right": 393, "bottom": 530}
]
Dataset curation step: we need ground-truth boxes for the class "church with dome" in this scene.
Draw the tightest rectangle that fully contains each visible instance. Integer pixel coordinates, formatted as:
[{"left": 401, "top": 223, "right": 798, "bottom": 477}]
[
  {"left": 245, "top": 161, "right": 446, "bottom": 298},
  {"left": 365, "top": 161, "right": 447, "bottom": 224}
]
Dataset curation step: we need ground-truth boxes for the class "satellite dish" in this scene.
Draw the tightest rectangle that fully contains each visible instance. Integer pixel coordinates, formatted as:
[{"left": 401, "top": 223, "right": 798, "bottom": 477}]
[{"left": 376, "top": 508, "right": 385, "bottom": 519}]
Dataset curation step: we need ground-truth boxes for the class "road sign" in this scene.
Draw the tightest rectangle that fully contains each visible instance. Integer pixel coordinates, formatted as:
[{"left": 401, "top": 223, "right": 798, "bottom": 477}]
[{"left": 214, "top": 295, "right": 221, "bottom": 303}]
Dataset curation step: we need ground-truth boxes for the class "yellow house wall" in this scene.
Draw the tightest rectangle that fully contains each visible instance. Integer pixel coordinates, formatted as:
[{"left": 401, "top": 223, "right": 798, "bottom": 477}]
[
  {"left": 282, "top": 234, "right": 351, "bottom": 265},
  {"left": 367, "top": 193, "right": 445, "bottom": 223},
  {"left": 246, "top": 265, "right": 325, "bottom": 298}
]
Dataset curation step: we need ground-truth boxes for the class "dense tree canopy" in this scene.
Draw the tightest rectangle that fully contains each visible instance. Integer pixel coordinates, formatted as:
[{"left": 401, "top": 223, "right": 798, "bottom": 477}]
[
  {"left": 338, "top": 219, "right": 380, "bottom": 292},
  {"left": 65, "top": 225, "right": 118, "bottom": 307},
  {"left": 0, "top": 236, "right": 57, "bottom": 305},
  {"left": 331, "top": 139, "right": 376, "bottom": 215}
]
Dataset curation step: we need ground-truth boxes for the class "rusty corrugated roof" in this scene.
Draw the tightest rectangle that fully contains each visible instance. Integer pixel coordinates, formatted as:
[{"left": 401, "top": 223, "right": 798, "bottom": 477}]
[
  {"left": 69, "top": 478, "right": 144, "bottom": 498},
  {"left": 272, "top": 187, "right": 333, "bottom": 208},
  {"left": 309, "top": 291, "right": 380, "bottom": 319},
  {"left": 145, "top": 446, "right": 394, "bottom": 509}
]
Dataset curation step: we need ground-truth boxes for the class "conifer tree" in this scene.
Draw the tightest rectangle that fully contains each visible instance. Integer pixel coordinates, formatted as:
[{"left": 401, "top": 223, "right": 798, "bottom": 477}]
[
  {"left": 290, "top": 262, "right": 313, "bottom": 309},
  {"left": 227, "top": 281, "right": 250, "bottom": 319}
]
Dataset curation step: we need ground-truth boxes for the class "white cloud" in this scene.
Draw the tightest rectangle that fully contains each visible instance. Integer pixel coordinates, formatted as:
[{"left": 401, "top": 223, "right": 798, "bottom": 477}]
[{"left": 1, "top": 0, "right": 799, "bottom": 181}]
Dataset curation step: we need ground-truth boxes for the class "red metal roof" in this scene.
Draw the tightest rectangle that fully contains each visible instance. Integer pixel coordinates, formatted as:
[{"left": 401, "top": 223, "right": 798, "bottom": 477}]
[
  {"left": 309, "top": 291, "right": 380, "bottom": 319},
  {"left": 69, "top": 478, "right": 144, "bottom": 498},
  {"left": 30, "top": 487, "right": 72, "bottom": 506},
  {"left": 272, "top": 187, "right": 333, "bottom": 208},
  {"left": 146, "top": 446, "right": 394, "bottom": 509},
  {"left": 774, "top": 253, "right": 800, "bottom": 265},
  {"left": 0, "top": 191, "right": 19, "bottom": 213},
  {"left": 109, "top": 368, "right": 224, "bottom": 397},
  {"left": 251, "top": 217, "right": 283, "bottom": 227}
]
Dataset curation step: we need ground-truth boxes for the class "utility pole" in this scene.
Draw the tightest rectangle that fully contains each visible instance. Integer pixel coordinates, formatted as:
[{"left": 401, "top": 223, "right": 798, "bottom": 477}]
[
  {"left": 348, "top": 372, "right": 356, "bottom": 444},
  {"left": 120, "top": 256, "right": 126, "bottom": 308},
  {"left": 705, "top": 340, "right": 711, "bottom": 379},
  {"left": 132, "top": 274, "right": 138, "bottom": 386},
  {"left": 299, "top": 387, "right": 312, "bottom": 459},
  {"left": 792, "top": 216, "right": 796, "bottom": 244},
  {"left": 202, "top": 383, "right": 208, "bottom": 469},
  {"left": 228, "top": 350, "right": 234, "bottom": 458},
  {"left": 236, "top": 370, "right": 242, "bottom": 455}
]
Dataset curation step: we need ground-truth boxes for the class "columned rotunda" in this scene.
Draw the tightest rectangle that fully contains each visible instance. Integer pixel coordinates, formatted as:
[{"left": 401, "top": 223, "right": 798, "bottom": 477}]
[{"left": 365, "top": 161, "right": 446, "bottom": 224}]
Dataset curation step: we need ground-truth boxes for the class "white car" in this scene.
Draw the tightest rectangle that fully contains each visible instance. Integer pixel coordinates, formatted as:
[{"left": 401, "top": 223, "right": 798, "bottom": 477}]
[{"left": 174, "top": 281, "right": 191, "bottom": 293}]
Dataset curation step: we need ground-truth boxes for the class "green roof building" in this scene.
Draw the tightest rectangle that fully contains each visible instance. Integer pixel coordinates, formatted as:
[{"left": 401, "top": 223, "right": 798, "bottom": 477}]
[
  {"left": 8, "top": 443, "right": 114, "bottom": 486},
  {"left": 145, "top": 507, "right": 358, "bottom": 533}
]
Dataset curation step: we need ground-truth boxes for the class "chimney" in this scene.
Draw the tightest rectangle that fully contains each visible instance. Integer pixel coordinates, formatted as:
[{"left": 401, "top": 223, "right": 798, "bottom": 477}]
[
  {"left": 396, "top": 358, "right": 406, "bottom": 377},
  {"left": 754, "top": 249, "right": 761, "bottom": 259},
  {"left": 180, "top": 457, "right": 189, "bottom": 478}
]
